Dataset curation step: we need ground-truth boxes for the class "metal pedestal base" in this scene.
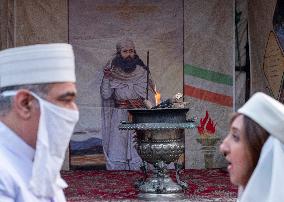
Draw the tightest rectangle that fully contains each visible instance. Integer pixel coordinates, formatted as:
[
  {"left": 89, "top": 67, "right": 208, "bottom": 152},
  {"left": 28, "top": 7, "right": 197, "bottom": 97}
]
[
  {"left": 138, "top": 193, "right": 186, "bottom": 201},
  {"left": 138, "top": 175, "right": 183, "bottom": 192},
  {"left": 137, "top": 174, "right": 186, "bottom": 201}
]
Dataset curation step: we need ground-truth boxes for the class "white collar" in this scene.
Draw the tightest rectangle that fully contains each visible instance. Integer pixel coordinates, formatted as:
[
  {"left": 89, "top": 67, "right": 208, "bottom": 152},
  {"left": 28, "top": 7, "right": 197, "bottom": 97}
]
[{"left": 0, "top": 121, "right": 35, "bottom": 162}]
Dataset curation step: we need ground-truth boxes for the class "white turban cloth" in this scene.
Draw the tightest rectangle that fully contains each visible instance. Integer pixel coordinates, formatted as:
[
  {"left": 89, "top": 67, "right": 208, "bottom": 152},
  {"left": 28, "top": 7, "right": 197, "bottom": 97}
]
[
  {"left": 237, "top": 92, "right": 284, "bottom": 202},
  {"left": 0, "top": 43, "right": 76, "bottom": 87},
  {"left": 116, "top": 38, "right": 135, "bottom": 53}
]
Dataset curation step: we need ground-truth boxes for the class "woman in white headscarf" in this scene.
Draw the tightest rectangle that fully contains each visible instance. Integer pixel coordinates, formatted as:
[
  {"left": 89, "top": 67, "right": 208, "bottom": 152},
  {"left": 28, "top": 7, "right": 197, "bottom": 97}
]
[{"left": 220, "top": 92, "right": 284, "bottom": 202}]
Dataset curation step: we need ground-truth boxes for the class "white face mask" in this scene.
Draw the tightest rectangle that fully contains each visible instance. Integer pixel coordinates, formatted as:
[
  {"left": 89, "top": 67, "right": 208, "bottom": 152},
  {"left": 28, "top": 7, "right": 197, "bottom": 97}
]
[
  {"left": 2, "top": 90, "right": 79, "bottom": 197},
  {"left": 30, "top": 92, "right": 79, "bottom": 197}
]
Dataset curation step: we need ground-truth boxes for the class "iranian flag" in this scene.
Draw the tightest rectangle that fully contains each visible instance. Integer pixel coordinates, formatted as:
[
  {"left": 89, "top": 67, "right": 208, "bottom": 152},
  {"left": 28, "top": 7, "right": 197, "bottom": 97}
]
[{"left": 184, "top": 64, "right": 233, "bottom": 107}]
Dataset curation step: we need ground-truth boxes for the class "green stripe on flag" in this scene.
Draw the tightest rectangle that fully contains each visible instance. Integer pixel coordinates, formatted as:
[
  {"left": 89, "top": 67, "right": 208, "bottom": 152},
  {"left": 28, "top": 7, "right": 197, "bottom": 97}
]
[{"left": 184, "top": 64, "right": 233, "bottom": 86}]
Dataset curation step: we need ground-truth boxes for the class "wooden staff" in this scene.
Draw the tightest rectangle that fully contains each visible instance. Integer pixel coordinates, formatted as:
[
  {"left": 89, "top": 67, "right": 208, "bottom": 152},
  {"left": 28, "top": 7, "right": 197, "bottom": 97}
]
[{"left": 146, "top": 51, "right": 149, "bottom": 100}]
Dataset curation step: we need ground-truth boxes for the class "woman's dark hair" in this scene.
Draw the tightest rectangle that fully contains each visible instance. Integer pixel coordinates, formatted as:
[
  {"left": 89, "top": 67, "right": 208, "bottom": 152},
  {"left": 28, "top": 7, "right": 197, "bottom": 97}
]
[{"left": 230, "top": 113, "right": 270, "bottom": 169}]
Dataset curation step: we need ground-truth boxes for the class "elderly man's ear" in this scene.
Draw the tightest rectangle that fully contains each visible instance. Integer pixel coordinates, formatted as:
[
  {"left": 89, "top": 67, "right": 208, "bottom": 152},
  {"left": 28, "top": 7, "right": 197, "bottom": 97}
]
[{"left": 13, "top": 90, "right": 37, "bottom": 120}]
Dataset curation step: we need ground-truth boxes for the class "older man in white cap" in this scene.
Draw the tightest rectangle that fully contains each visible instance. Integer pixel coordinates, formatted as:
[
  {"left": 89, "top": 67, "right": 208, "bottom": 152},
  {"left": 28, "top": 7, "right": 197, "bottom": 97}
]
[
  {"left": 0, "top": 43, "right": 79, "bottom": 201},
  {"left": 100, "top": 38, "right": 155, "bottom": 170}
]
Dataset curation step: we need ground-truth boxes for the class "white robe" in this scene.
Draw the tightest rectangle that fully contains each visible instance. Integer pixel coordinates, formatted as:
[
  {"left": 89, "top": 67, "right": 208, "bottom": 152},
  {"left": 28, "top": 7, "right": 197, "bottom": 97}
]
[
  {"left": 0, "top": 122, "right": 67, "bottom": 202},
  {"left": 101, "top": 63, "right": 155, "bottom": 170}
]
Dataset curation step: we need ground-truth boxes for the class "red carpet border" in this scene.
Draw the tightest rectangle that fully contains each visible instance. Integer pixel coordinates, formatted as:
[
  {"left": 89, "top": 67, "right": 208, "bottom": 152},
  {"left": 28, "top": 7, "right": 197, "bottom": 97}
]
[{"left": 62, "top": 169, "right": 238, "bottom": 202}]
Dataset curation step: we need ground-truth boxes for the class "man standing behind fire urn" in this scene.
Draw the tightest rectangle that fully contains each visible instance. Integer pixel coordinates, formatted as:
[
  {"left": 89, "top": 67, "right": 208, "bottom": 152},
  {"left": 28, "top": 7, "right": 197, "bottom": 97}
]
[{"left": 101, "top": 38, "right": 155, "bottom": 170}]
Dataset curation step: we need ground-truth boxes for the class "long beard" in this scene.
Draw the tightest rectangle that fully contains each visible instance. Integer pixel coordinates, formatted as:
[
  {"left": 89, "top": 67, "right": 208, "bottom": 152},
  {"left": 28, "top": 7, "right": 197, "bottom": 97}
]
[{"left": 112, "top": 55, "right": 145, "bottom": 73}]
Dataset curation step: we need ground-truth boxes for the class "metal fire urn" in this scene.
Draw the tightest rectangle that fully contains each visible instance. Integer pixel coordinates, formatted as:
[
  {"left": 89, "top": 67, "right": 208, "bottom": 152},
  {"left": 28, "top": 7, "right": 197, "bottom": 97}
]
[{"left": 119, "top": 108, "right": 195, "bottom": 200}]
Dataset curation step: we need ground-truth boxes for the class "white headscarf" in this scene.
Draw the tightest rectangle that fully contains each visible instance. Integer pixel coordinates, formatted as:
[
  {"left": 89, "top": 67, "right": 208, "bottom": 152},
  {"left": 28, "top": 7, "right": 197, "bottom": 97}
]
[{"left": 237, "top": 92, "right": 284, "bottom": 202}]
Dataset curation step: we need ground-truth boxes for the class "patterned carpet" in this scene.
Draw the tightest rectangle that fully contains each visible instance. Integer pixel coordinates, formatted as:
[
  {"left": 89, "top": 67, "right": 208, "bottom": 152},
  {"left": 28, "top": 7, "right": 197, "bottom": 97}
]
[{"left": 62, "top": 169, "right": 237, "bottom": 202}]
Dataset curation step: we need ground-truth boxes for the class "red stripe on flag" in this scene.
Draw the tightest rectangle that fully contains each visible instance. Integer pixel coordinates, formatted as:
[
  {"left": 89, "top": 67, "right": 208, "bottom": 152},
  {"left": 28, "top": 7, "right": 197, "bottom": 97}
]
[{"left": 184, "top": 85, "right": 233, "bottom": 107}]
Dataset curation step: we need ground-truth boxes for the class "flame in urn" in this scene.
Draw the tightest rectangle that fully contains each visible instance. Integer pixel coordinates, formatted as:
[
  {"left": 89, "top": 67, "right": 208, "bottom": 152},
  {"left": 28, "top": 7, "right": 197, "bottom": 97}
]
[
  {"left": 155, "top": 92, "right": 161, "bottom": 106},
  {"left": 197, "top": 111, "right": 216, "bottom": 136},
  {"left": 154, "top": 85, "right": 161, "bottom": 106}
]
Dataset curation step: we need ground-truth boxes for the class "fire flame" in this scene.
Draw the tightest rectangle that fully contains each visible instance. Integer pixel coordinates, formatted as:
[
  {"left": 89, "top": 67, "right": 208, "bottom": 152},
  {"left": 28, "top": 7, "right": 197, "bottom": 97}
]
[
  {"left": 197, "top": 111, "right": 216, "bottom": 136},
  {"left": 154, "top": 85, "right": 161, "bottom": 106},
  {"left": 155, "top": 91, "right": 161, "bottom": 106}
]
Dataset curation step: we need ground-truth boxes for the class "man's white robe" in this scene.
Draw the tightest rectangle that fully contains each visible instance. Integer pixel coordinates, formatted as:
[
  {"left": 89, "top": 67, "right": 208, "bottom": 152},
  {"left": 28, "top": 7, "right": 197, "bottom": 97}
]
[{"left": 0, "top": 122, "right": 67, "bottom": 202}]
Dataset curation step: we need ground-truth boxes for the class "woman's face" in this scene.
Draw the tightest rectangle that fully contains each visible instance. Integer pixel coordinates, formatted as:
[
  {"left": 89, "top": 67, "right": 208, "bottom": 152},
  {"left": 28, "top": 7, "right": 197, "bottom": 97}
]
[{"left": 219, "top": 115, "right": 254, "bottom": 187}]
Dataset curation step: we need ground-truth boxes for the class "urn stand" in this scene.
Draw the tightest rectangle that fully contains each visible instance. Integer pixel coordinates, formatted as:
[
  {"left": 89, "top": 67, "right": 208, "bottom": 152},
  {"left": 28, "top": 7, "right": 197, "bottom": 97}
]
[{"left": 119, "top": 108, "right": 195, "bottom": 200}]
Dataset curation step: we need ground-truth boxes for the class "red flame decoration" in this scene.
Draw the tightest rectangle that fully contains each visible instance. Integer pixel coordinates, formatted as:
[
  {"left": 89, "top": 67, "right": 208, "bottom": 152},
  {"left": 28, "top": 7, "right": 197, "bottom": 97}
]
[{"left": 197, "top": 111, "right": 216, "bottom": 136}]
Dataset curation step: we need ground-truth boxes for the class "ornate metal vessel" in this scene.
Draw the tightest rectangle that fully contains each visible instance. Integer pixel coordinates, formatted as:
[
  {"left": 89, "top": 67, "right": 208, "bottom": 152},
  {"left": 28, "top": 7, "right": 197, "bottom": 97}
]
[{"left": 119, "top": 108, "right": 195, "bottom": 200}]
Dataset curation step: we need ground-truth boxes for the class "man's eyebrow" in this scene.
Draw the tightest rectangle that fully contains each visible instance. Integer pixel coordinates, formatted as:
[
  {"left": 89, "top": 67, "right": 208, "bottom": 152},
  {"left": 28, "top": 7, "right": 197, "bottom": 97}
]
[{"left": 58, "top": 92, "right": 77, "bottom": 99}]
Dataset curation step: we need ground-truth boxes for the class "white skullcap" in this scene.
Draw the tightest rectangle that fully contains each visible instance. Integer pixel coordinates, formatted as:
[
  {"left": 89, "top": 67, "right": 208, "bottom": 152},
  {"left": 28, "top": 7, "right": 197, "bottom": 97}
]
[
  {"left": 0, "top": 43, "right": 76, "bottom": 88},
  {"left": 238, "top": 92, "right": 284, "bottom": 143},
  {"left": 116, "top": 38, "right": 135, "bottom": 53}
]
